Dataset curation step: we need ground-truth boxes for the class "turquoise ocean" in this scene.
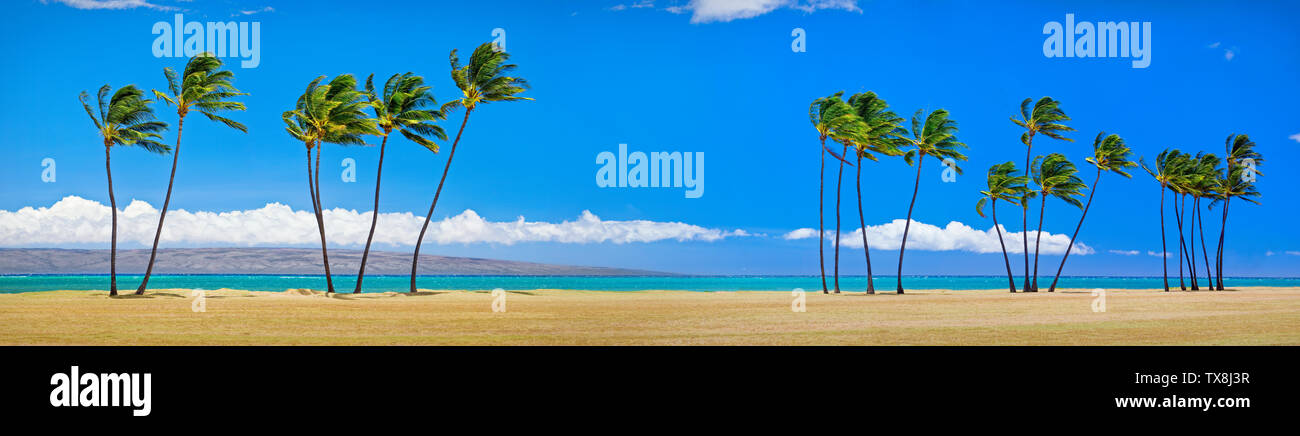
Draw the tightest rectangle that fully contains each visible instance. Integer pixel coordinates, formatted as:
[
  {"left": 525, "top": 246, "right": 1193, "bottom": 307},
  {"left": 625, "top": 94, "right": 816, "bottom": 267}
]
[{"left": 2, "top": 275, "right": 1298, "bottom": 293}]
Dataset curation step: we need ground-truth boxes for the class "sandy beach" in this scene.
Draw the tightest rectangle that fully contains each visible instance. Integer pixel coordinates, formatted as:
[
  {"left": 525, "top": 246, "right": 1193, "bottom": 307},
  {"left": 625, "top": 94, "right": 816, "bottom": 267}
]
[{"left": 1, "top": 287, "right": 1297, "bottom": 345}]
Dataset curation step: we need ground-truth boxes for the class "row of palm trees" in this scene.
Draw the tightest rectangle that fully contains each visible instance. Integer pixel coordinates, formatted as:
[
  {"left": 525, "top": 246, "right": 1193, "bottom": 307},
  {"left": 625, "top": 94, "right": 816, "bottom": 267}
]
[
  {"left": 809, "top": 91, "right": 968, "bottom": 294},
  {"left": 80, "top": 54, "right": 248, "bottom": 296},
  {"left": 281, "top": 42, "right": 531, "bottom": 294},
  {"left": 84, "top": 42, "right": 529, "bottom": 296},
  {"left": 1141, "top": 135, "right": 1263, "bottom": 291},
  {"left": 978, "top": 132, "right": 1135, "bottom": 293},
  {"left": 813, "top": 93, "right": 1264, "bottom": 294}
]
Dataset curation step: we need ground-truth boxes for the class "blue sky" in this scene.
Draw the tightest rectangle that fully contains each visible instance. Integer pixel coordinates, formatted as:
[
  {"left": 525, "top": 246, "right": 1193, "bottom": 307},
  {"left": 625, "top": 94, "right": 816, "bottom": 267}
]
[{"left": 1, "top": 0, "right": 1297, "bottom": 276}]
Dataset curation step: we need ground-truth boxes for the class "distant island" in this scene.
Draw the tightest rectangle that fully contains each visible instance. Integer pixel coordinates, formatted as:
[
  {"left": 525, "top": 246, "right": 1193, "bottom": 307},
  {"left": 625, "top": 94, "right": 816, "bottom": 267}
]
[{"left": 0, "top": 248, "right": 672, "bottom": 276}]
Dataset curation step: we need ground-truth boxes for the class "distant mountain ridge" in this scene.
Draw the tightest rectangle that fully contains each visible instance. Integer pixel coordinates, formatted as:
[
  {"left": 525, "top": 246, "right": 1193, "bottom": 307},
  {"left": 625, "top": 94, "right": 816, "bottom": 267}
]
[{"left": 0, "top": 248, "right": 673, "bottom": 276}]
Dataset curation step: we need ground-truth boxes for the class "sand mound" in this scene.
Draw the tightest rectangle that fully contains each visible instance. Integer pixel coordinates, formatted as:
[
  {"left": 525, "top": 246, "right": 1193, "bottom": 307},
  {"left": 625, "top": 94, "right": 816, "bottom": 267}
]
[{"left": 283, "top": 288, "right": 320, "bottom": 296}]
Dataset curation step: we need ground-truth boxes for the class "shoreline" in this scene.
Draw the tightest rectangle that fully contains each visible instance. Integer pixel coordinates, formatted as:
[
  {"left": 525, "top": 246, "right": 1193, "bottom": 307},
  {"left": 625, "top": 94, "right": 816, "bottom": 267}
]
[{"left": 2, "top": 285, "right": 1298, "bottom": 295}]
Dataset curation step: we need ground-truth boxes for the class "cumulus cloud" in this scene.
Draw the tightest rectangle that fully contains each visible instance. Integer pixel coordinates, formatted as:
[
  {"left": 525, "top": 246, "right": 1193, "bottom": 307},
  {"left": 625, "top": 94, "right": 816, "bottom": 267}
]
[
  {"left": 41, "top": 0, "right": 176, "bottom": 10},
  {"left": 781, "top": 220, "right": 1092, "bottom": 255},
  {"left": 673, "top": 0, "right": 860, "bottom": 24},
  {"left": 782, "top": 228, "right": 818, "bottom": 240},
  {"left": 0, "top": 196, "right": 750, "bottom": 248},
  {"left": 1109, "top": 249, "right": 1140, "bottom": 256}
]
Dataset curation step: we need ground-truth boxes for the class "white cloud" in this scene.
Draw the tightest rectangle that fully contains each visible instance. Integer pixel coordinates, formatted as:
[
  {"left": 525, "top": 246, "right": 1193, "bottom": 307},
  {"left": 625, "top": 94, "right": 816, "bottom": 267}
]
[
  {"left": 781, "top": 220, "right": 1092, "bottom": 255},
  {"left": 675, "top": 0, "right": 860, "bottom": 24},
  {"left": 609, "top": 1, "right": 654, "bottom": 11},
  {"left": 1149, "top": 251, "right": 1171, "bottom": 258},
  {"left": 42, "top": 0, "right": 176, "bottom": 10},
  {"left": 1205, "top": 41, "right": 1237, "bottom": 61},
  {"left": 0, "top": 196, "right": 750, "bottom": 248},
  {"left": 1287, "top": 251, "right": 1300, "bottom": 256},
  {"left": 239, "top": 6, "right": 274, "bottom": 15},
  {"left": 1109, "top": 249, "right": 1140, "bottom": 256},
  {"left": 782, "top": 228, "right": 818, "bottom": 240},
  {"left": 1289, "top": 133, "right": 1300, "bottom": 143}
]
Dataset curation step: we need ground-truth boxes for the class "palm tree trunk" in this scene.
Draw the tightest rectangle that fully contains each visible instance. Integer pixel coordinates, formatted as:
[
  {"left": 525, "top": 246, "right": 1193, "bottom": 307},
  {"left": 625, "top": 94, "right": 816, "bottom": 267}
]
[
  {"left": 411, "top": 109, "right": 472, "bottom": 293},
  {"left": 856, "top": 156, "right": 875, "bottom": 294},
  {"left": 1196, "top": 197, "right": 1212, "bottom": 289},
  {"left": 1173, "top": 193, "right": 1186, "bottom": 290},
  {"left": 137, "top": 116, "right": 185, "bottom": 295},
  {"left": 895, "top": 154, "right": 924, "bottom": 294},
  {"left": 1159, "top": 184, "right": 1169, "bottom": 292},
  {"left": 312, "top": 145, "right": 335, "bottom": 293},
  {"left": 832, "top": 144, "right": 846, "bottom": 293},
  {"left": 355, "top": 134, "right": 390, "bottom": 293},
  {"left": 1022, "top": 134, "right": 1034, "bottom": 293},
  {"left": 1188, "top": 195, "right": 1199, "bottom": 290},
  {"left": 1032, "top": 194, "right": 1046, "bottom": 291},
  {"left": 992, "top": 201, "right": 1015, "bottom": 292},
  {"left": 1175, "top": 194, "right": 1196, "bottom": 289},
  {"left": 105, "top": 145, "right": 118, "bottom": 296},
  {"left": 818, "top": 138, "right": 828, "bottom": 294},
  {"left": 306, "top": 146, "right": 319, "bottom": 217},
  {"left": 1216, "top": 198, "right": 1230, "bottom": 290},
  {"left": 1049, "top": 168, "right": 1100, "bottom": 292}
]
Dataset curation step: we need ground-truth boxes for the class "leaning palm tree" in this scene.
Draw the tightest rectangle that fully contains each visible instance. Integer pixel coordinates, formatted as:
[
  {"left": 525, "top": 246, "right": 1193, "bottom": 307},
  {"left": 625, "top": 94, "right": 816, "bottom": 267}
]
[
  {"left": 1047, "top": 133, "right": 1135, "bottom": 292},
  {"left": 1188, "top": 153, "right": 1221, "bottom": 290},
  {"left": 1210, "top": 165, "right": 1262, "bottom": 290},
  {"left": 977, "top": 162, "right": 1031, "bottom": 292},
  {"left": 354, "top": 73, "right": 448, "bottom": 293},
  {"left": 410, "top": 43, "right": 532, "bottom": 293},
  {"left": 807, "top": 92, "right": 859, "bottom": 294},
  {"left": 79, "top": 85, "right": 169, "bottom": 296},
  {"left": 1166, "top": 152, "right": 1197, "bottom": 289},
  {"left": 1140, "top": 149, "right": 1187, "bottom": 292},
  {"left": 845, "top": 91, "right": 905, "bottom": 294},
  {"left": 1009, "top": 97, "right": 1074, "bottom": 292},
  {"left": 830, "top": 120, "right": 861, "bottom": 293},
  {"left": 895, "top": 109, "right": 967, "bottom": 294},
  {"left": 1029, "top": 153, "right": 1086, "bottom": 291},
  {"left": 137, "top": 53, "right": 248, "bottom": 295},
  {"left": 283, "top": 74, "right": 378, "bottom": 293},
  {"left": 1214, "top": 134, "right": 1263, "bottom": 290}
]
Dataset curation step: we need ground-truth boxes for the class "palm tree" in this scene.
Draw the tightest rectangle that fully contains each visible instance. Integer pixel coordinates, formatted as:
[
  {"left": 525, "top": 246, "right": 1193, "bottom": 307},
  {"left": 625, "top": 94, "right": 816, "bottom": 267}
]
[
  {"left": 1211, "top": 164, "right": 1262, "bottom": 290},
  {"left": 1189, "top": 153, "right": 1221, "bottom": 290},
  {"left": 895, "top": 109, "right": 967, "bottom": 294},
  {"left": 807, "top": 92, "right": 859, "bottom": 294},
  {"left": 1214, "top": 134, "right": 1263, "bottom": 290},
  {"left": 1009, "top": 97, "right": 1074, "bottom": 292},
  {"left": 1047, "top": 133, "right": 1135, "bottom": 292},
  {"left": 354, "top": 73, "right": 448, "bottom": 293},
  {"left": 1140, "top": 149, "right": 1186, "bottom": 292},
  {"left": 977, "top": 162, "right": 1031, "bottom": 292},
  {"left": 845, "top": 91, "right": 905, "bottom": 294},
  {"left": 1166, "top": 152, "right": 1197, "bottom": 289},
  {"left": 831, "top": 127, "right": 856, "bottom": 293},
  {"left": 1029, "top": 153, "right": 1086, "bottom": 291},
  {"left": 79, "top": 85, "right": 169, "bottom": 296},
  {"left": 283, "top": 75, "right": 378, "bottom": 293},
  {"left": 410, "top": 43, "right": 532, "bottom": 293},
  {"left": 137, "top": 54, "right": 248, "bottom": 295}
]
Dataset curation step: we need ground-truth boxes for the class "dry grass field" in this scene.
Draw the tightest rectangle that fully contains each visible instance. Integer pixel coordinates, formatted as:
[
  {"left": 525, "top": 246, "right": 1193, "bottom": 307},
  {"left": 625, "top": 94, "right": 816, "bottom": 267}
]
[{"left": 1, "top": 287, "right": 1297, "bottom": 345}]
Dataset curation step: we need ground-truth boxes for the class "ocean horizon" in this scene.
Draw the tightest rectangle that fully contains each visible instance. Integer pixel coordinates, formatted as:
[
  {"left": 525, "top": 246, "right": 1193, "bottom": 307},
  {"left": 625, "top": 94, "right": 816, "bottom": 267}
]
[{"left": 2, "top": 274, "right": 1297, "bottom": 293}]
